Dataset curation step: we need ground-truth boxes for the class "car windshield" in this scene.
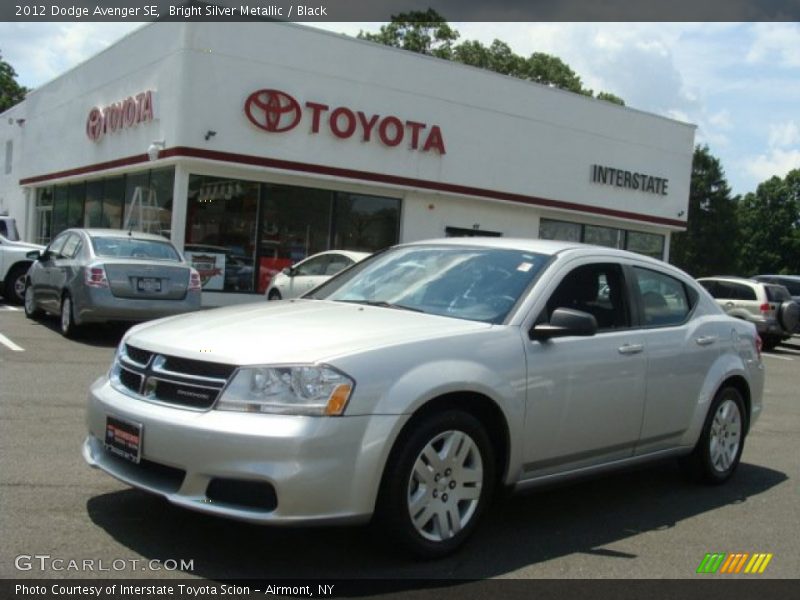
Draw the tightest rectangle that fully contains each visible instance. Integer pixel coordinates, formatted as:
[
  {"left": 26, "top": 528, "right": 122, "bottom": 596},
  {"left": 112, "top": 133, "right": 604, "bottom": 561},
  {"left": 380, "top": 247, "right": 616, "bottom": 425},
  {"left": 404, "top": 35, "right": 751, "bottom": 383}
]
[
  {"left": 308, "top": 245, "right": 550, "bottom": 324},
  {"left": 91, "top": 237, "right": 181, "bottom": 261},
  {"left": 0, "top": 219, "right": 20, "bottom": 241}
]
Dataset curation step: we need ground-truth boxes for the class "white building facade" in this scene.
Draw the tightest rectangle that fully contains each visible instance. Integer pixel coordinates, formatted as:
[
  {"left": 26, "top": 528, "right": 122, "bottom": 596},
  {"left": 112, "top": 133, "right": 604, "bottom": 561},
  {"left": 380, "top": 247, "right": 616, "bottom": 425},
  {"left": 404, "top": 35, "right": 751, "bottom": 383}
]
[{"left": 0, "top": 21, "right": 695, "bottom": 304}]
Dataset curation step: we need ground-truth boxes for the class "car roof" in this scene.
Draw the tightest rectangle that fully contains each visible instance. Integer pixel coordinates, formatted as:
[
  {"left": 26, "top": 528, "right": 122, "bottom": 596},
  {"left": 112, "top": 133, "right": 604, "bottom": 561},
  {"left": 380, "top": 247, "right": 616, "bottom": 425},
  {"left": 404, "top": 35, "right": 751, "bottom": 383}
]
[
  {"left": 400, "top": 237, "right": 673, "bottom": 267},
  {"left": 68, "top": 228, "right": 173, "bottom": 243},
  {"left": 755, "top": 274, "right": 800, "bottom": 281}
]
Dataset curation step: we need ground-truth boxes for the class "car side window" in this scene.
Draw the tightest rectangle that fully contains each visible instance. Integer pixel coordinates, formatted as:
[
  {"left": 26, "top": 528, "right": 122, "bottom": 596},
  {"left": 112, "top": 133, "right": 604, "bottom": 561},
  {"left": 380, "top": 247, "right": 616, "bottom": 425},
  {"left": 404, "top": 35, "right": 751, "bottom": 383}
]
[
  {"left": 61, "top": 234, "right": 81, "bottom": 259},
  {"left": 633, "top": 267, "right": 693, "bottom": 327},
  {"left": 324, "top": 255, "right": 353, "bottom": 275},
  {"left": 544, "top": 263, "right": 630, "bottom": 331},
  {"left": 295, "top": 255, "right": 330, "bottom": 277},
  {"left": 47, "top": 234, "right": 69, "bottom": 257}
]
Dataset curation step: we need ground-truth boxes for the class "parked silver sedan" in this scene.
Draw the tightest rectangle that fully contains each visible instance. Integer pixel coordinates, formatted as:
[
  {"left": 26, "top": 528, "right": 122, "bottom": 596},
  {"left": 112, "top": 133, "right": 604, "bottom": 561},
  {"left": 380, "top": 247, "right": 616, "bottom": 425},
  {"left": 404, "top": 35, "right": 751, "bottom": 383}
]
[
  {"left": 24, "top": 229, "right": 201, "bottom": 337},
  {"left": 83, "top": 238, "right": 764, "bottom": 557}
]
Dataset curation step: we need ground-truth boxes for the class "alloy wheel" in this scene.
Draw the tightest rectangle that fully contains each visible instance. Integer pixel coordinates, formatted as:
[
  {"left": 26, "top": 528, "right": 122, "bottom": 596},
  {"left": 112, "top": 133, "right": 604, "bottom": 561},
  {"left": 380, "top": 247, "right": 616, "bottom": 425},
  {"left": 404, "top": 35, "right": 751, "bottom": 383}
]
[{"left": 406, "top": 429, "right": 483, "bottom": 542}]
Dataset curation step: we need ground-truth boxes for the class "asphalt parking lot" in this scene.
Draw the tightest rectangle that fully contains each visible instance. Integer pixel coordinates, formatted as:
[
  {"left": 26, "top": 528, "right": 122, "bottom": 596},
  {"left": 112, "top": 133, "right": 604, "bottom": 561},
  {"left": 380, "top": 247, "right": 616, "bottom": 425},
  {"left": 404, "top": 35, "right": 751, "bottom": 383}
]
[{"left": 1, "top": 298, "right": 798, "bottom": 581}]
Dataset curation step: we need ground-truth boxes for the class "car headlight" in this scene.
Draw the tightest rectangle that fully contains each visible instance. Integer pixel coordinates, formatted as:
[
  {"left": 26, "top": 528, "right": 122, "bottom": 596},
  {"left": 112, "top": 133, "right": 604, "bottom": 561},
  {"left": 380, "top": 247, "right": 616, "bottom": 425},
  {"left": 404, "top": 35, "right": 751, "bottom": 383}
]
[{"left": 216, "top": 365, "right": 354, "bottom": 416}]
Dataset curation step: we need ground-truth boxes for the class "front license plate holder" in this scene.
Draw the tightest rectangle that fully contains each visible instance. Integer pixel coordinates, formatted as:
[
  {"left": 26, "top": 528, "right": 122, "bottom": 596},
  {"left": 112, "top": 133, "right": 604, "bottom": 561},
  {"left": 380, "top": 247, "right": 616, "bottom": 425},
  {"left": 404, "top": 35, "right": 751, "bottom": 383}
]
[
  {"left": 104, "top": 416, "right": 143, "bottom": 464},
  {"left": 137, "top": 277, "right": 161, "bottom": 292}
]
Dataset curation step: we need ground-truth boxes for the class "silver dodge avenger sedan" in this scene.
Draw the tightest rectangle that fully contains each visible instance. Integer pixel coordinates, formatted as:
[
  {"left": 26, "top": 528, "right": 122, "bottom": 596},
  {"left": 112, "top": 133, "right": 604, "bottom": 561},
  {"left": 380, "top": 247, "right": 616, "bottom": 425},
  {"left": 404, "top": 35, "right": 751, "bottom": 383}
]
[{"left": 84, "top": 238, "right": 764, "bottom": 557}]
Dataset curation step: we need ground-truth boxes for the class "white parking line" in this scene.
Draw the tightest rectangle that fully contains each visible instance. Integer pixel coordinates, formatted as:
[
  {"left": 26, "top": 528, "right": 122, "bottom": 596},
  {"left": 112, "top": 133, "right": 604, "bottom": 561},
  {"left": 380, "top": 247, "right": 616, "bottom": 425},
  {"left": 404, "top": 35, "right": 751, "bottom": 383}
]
[
  {"left": 0, "top": 332, "right": 24, "bottom": 352},
  {"left": 0, "top": 305, "right": 21, "bottom": 311},
  {"left": 762, "top": 353, "right": 793, "bottom": 361}
]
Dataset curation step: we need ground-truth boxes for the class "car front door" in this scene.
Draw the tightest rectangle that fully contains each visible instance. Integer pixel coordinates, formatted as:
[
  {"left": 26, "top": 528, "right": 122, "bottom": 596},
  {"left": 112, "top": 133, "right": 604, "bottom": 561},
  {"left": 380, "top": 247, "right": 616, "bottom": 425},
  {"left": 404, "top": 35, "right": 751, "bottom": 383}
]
[
  {"left": 522, "top": 261, "right": 648, "bottom": 478},
  {"left": 36, "top": 233, "right": 69, "bottom": 311},
  {"left": 51, "top": 233, "right": 82, "bottom": 303}
]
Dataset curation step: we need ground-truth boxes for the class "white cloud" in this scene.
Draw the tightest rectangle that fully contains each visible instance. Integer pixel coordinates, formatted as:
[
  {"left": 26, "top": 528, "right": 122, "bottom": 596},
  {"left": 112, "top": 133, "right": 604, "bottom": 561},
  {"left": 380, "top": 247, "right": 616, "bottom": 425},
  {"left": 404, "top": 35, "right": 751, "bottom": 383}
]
[
  {"left": 768, "top": 120, "right": 800, "bottom": 149},
  {"left": 743, "top": 149, "right": 800, "bottom": 181},
  {"left": 746, "top": 23, "right": 800, "bottom": 67}
]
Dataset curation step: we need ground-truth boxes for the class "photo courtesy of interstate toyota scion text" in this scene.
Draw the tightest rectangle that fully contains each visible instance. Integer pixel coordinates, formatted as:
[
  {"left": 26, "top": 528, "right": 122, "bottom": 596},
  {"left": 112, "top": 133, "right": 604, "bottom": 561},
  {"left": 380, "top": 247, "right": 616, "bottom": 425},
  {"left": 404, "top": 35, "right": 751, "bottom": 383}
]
[{"left": 83, "top": 238, "right": 764, "bottom": 557}]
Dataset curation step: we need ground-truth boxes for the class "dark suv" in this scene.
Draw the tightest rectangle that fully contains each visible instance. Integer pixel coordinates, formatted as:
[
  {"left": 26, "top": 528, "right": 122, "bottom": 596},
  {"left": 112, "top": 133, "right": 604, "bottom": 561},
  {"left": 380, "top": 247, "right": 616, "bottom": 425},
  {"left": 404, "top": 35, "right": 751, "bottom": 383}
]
[{"left": 697, "top": 276, "right": 800, "bottom": 350}]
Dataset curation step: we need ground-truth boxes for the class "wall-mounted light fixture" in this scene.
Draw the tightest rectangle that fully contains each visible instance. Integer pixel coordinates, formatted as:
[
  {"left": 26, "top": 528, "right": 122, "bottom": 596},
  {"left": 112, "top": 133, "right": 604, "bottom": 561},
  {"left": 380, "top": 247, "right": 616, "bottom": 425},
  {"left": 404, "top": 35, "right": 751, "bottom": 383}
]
[
  {"left": 147, "top": 140, "right": 166, "bottom": 161},
  {"left": 204, "top": 130, "right": 217, "bottom": 141}
]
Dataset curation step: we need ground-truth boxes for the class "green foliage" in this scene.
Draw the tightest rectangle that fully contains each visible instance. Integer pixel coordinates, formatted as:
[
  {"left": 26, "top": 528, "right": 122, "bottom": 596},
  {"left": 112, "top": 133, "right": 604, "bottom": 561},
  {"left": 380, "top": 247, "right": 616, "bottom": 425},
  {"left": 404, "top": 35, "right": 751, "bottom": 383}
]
[
  {"left": 359, "top": 11, "right": 624, "bottom": 103},
  {"left": 1, "top": 51, "right": 28, "bottom": 112},
  {"left": 670, "top": 146, "right": 739, "bottom": 277},
  {"left": 357, "top": 9, "right": 460, "bottom": 59},
  {"left": 736, "top": 170, "right": 800, "bottom": 275}
]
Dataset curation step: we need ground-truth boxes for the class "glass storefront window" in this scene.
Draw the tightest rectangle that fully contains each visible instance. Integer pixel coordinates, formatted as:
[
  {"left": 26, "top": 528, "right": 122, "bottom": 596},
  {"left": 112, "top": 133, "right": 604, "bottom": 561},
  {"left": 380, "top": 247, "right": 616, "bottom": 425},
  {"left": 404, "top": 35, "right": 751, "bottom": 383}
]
[
  {"left": 333, "top": 193, "right": 400, "bottom": 252},
  {"left": 626, "top": 231, "right": 665, "bottom": 259},
  {"left": 84, "top": 180, "right": 104, "bottom": 228},
  {"left": 539, "top": 218, "right": 664, "bottom": 259},
  {"left": 584, "top": 224, "right": 624, "bottom": 249},
  {"left": 102, "top": 176, "right": 125, "bottom": 229},
  {"left": 51, "top": 186, "right": 69, "bottom": 236},
  {"left": 539, "top": 219, "right": 581, "bottom": 242},
  {"left": 185, "top": 175, "right": 259, "bottom": 293},
  {"left": 148, "top": 168, "right": 175, "bottom": 238},
  {"left": 35, "top": 187, "right": 53, "bottom": 245},
  {"left": 67, "top": 183, "right": 85, "bottom": 229}
]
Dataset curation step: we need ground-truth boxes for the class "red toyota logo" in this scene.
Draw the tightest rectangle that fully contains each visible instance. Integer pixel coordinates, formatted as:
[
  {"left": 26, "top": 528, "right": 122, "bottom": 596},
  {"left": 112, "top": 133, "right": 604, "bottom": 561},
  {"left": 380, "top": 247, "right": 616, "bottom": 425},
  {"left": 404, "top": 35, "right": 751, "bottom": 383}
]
[
  {"left": 244, "top": 89, "right": 302, "bottom": 133},
  {"left": 86, "top": 107, "right": 104, "bottom": 141}
]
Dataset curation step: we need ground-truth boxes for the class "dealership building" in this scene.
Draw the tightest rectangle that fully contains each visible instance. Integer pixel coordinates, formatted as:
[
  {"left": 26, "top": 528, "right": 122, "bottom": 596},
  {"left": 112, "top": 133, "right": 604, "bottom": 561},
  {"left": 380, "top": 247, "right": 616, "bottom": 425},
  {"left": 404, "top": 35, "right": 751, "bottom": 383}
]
[{"left": 0, "top": 21, "right": 695, "bottom": 304}]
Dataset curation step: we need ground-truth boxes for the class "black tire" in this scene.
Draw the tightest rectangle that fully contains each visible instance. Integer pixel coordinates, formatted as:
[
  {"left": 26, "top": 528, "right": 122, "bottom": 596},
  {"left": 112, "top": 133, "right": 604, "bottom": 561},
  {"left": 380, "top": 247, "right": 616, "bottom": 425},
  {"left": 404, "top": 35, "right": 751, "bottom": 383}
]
[
  {"left": 268, "top": 289, "right": 282, "bottom": 301},
  {"left": 23, "top": 281, "right": 42, "bottom": 319},
  {"left": 60, "top": 293, "right": 79, "bottom": 338},
  {"left": 4, "top": 263, "right": 30, "bottom": 305},
  {"left": 680, "top": 386, "right": 746, "bottom": 485},
  {"left": 761, "top": 337, "right": 779, "bottom": 351},
  {"left": 376, "top": 410, "right": 495, "bottom": 558}
]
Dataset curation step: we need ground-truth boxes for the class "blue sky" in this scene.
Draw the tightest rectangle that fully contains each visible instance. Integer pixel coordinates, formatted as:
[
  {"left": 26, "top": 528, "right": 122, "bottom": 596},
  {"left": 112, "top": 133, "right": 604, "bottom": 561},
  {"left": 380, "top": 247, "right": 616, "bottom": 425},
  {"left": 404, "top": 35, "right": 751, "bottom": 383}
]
[{"left": 1, "top": 22, "right": 798, "bottom": 197}]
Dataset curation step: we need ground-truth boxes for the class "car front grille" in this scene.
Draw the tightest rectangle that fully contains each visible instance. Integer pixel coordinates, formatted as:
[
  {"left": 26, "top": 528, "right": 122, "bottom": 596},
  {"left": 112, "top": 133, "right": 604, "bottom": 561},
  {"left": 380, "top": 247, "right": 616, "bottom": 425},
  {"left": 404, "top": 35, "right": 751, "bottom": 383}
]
[{"left": 115, "top": 344, "right": 236, "bottom": 410}]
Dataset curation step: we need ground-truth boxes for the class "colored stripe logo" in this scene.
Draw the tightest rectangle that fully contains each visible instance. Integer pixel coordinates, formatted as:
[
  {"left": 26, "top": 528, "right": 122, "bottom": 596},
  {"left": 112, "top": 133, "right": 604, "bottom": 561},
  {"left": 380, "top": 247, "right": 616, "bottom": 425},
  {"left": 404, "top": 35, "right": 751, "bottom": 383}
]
[{"left": 697, "top": 553, "right": 773, "bottom": 574}]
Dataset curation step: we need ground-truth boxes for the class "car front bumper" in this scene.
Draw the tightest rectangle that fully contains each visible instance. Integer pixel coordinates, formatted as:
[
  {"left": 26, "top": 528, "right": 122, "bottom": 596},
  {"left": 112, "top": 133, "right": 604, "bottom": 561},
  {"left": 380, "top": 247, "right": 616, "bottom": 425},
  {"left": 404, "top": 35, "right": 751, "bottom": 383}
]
[{"left": 84, "top": 376, "right": 405, "bottom": 524}]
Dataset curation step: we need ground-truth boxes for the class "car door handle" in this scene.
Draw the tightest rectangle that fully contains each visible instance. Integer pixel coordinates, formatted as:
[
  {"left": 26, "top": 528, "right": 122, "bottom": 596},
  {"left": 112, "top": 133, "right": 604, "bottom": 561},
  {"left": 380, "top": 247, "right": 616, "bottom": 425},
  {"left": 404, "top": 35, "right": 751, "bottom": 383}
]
[
  {"left": 695, "top": 336, "right": 717, "bottom": 346},
  {"left": 618, "top": 343, "right": 644, "bottom": 355}
]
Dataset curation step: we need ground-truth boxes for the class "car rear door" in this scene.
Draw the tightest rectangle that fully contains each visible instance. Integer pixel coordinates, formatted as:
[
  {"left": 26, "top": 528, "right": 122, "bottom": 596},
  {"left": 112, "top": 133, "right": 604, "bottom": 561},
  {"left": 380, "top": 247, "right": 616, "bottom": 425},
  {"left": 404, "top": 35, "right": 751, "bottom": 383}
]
[
  {"left": 522, "top": 261, "right": 648, "bottom": 477},
  {"left": 631, "top": 266, "right": 723, "bottom": 454}
]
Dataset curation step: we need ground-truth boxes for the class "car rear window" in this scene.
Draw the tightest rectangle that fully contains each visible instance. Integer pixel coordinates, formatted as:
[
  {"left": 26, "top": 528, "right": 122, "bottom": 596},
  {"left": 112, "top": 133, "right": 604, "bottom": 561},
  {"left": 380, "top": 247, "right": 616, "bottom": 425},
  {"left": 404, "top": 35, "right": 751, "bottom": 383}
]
[
  {"left": 765, "top": 285, "right": 791, "bottom": 302},
  {"left": 91, "top": 237, "right": 180, "bottom": 261}
]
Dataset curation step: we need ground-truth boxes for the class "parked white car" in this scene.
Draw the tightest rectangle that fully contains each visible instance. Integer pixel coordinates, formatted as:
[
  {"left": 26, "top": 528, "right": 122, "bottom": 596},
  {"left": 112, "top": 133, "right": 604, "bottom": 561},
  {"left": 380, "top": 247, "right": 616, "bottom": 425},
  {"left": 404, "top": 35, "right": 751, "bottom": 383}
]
[
  {"left": 265, "top": 250, "right": 369, "bottom": 300},
  {"left": 0, "top": 216, "right": 44, "bottom": 304},
  {"left": 84, "top": 238, "right": 764, "bottom": 557}
]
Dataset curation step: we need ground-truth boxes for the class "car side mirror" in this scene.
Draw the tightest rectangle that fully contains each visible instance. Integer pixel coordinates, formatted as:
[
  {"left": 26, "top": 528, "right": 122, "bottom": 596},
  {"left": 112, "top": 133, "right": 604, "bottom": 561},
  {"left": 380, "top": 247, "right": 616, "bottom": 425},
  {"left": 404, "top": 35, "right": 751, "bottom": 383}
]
[
  {"left": 531, "top": 308, "right": 598, "bottom": 340},
  {"left": 282, "top": 267, "right": 295, "bottom": 277},
  {"left": 26, "top": 250, "right": 42, "bottom": 260}
]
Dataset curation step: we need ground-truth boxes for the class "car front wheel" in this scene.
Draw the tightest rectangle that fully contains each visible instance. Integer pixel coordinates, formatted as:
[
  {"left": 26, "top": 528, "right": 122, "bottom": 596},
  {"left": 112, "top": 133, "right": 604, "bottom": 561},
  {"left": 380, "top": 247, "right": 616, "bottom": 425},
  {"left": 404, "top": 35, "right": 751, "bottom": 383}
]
[
  {"left": 681, "top": 386, "right": 746, "bottom": 484},
  {"left": 24, "top": 282, "right": 42, "bottom": 319},
  {"left": 377, "top": 410, "right": 495, "bottom": 558},
  {"left": 268, "top": 289, "right": 282, "bottom": 301}
]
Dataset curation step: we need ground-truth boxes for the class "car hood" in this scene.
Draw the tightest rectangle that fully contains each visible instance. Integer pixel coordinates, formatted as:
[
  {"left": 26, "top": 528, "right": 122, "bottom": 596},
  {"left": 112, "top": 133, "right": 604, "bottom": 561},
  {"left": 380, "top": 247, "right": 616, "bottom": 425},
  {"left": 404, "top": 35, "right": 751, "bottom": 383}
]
[
  {"left": 126, "top": 300, "right": 493, "bottom": 365},
  {"left": 1, "top": 237, "right": 44, "bottom": 251}
]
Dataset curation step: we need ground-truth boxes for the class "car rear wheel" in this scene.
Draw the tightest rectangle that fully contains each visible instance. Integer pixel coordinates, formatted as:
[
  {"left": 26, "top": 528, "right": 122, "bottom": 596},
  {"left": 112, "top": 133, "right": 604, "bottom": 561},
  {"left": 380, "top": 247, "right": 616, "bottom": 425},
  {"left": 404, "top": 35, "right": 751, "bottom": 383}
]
[
  {"left": 60, "top": 294, "right": 79, "bottom": 338},
  {"left": 4, "top": 264, "right": 29, "bottom": 305},
  {"left": 377, "top": 410, "right": 494, "bottom": 558},
  {"left": 680, "top": 386, "right": 746, "bottom": 485},
  {"left": 23, "top": 282, "right": 42, "bottom": 319}
]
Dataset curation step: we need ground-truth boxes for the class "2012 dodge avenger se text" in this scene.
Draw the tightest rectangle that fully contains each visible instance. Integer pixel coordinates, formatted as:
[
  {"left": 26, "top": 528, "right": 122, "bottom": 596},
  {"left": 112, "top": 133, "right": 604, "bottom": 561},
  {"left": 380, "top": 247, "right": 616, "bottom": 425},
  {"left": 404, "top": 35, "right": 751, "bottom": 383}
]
[{"left": 83, "top": 238, "right": 764, "bottom": 557}]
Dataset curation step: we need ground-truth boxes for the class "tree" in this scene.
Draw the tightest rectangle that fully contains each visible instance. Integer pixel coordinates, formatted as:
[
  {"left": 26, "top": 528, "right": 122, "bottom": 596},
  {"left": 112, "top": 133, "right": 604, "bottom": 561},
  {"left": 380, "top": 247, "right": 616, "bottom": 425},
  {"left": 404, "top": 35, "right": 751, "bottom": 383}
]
[
  {"left": 1, "top": 52, "right": 27, "bottom": 112},
  {"left": 670, "top": 146, "right": 739, "bottom": 277},
  {"left": 736, "top": 170, "right": 800, "bottom": 275},
  {"left": 357, "top": 9, "right": 459, "bottom": 59},
  {"left": 360, "top": 13, "right": 624, "bottom": 104}
]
